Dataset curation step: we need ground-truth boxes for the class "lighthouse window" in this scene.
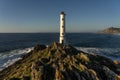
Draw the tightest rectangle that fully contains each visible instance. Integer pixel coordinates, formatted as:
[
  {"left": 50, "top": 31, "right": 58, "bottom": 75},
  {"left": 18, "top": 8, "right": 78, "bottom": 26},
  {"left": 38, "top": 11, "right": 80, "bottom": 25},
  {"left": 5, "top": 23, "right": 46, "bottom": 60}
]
[
  {"left": 62, "top": 18, "right": 64, "bottom": 21},
  {"left": 62, "top": 26, "right": 64, "bottom": 28}
]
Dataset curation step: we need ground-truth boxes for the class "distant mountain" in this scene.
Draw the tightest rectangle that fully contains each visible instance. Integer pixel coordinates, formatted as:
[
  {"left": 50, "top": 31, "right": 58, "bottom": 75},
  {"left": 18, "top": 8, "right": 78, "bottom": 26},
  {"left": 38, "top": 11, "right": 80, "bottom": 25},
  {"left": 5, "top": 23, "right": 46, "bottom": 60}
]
[
  {"left": 100, "top": 27, "right": 120, "bottom": 34},
  {"left": 0, "top": 42, "right": 120, "bottom": 80}
]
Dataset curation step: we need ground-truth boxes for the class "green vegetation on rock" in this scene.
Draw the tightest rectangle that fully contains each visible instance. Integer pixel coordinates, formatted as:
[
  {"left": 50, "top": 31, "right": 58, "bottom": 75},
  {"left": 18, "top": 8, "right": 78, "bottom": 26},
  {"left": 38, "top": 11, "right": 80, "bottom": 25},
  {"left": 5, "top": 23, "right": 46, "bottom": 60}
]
[{"left": 0, "top": 42, "right": 120, "bottom": 80}]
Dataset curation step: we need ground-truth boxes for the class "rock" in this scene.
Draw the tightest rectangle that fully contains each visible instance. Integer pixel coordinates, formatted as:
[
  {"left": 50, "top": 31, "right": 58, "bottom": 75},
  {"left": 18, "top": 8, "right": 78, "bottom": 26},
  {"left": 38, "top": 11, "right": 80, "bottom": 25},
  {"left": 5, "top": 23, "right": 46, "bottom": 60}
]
[
  {"left": 34, "top": 44, "right": 46, "bottom": 51},
  {"left": 114, "top": 60, "right": 119, "bottom": 65},
  {"left": 103, "top": 66, "right": 117, "bottom": 80},
  {"left": 0, "top": 42, "right": 120, "bottom": 80},
  {"left": 9, "top": 78, "right": 21, "bottom": 80},
  {"left": 117, "top": 75, "right": 120, "bottom": 80},
  {"left": 22, "top": 76, "right": 30, "bottom": 80},
  {"left": 88, "top": 69, "right": 99, "bottom": 80}
]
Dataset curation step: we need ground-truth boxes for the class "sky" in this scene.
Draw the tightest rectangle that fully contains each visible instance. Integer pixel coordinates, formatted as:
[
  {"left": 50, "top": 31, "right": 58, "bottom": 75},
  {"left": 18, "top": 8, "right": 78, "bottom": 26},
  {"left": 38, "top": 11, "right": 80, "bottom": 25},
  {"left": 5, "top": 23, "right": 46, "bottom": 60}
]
[{"left": 0, "top": 0, "right": 120, "bottom": 33}]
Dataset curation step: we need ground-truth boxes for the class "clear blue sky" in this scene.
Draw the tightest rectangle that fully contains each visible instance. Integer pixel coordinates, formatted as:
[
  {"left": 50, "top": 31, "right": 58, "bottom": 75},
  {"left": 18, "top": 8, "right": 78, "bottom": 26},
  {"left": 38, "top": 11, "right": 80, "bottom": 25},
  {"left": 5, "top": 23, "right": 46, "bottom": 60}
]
[{"left": 0, "top": 0, "right": 120, "bottom": 33}]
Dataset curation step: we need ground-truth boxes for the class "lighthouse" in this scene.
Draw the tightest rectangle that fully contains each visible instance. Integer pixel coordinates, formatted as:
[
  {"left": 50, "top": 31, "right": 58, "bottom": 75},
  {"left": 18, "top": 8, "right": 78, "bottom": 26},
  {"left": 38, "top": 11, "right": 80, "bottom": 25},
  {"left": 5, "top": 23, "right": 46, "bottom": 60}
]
[{"left": 59, "top": 12, "right": 66, "bottom": 44}]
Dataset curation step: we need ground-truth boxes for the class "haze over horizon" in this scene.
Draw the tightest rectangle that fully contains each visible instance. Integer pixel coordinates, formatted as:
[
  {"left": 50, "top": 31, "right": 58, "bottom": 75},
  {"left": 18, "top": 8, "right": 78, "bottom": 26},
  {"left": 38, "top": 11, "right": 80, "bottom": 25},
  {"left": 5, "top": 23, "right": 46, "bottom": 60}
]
[{"left": 0, "top": 0, "right": 120, "bottom": 33}]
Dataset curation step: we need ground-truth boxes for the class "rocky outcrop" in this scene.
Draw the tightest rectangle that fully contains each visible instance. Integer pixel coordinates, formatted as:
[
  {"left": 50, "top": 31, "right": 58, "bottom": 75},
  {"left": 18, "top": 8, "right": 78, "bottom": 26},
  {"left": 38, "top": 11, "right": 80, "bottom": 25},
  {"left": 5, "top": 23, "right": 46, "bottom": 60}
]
[
  {"left": 0, "top": 42, "right": 120, "bottom": 80},
  {"left": 100, "top": 27, "right": 120, "bottom": 34},
  {"left": 34, "top": 44, "right": 46, "bottom": 52}
]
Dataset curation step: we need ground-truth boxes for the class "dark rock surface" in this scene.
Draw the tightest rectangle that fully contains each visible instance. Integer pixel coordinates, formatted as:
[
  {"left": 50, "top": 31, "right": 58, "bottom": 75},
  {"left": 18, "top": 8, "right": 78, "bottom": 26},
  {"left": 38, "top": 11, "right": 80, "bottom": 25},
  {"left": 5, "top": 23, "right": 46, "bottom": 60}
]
[
  {"left": 34, "top": 44, "right": 46, "bottom": 52},
  {"left": 0, "top": 42, "right": 120, "bottom": 80}
]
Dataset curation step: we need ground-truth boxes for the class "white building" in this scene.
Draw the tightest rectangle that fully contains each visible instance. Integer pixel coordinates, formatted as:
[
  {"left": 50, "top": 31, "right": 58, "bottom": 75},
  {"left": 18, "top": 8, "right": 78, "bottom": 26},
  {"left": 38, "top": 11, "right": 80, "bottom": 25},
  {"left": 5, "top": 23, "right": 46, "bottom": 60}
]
[{"left": 59, "top": 12, "right": 66, "bottom": 44}]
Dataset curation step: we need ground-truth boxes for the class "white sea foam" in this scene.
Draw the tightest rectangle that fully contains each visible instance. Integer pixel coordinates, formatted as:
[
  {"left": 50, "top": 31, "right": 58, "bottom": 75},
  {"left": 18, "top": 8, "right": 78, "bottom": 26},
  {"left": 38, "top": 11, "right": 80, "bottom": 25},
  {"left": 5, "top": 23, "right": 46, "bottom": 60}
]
[
  {"left": 76, "top": 47, "right": 120, "bottom": 61},
  {"left": 2, "top": 58, "right": 22, "bottom": 68},
  {"left": 0, "top": 47, "right": 33, "bottom": 71}
]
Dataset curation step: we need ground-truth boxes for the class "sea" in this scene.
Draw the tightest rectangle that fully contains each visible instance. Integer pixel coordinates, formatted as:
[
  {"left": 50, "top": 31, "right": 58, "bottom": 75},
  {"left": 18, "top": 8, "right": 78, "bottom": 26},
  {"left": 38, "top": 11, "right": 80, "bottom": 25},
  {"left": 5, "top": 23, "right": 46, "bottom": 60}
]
[{"left": 0, "top": 33, "right": 120, "bottom": 71}]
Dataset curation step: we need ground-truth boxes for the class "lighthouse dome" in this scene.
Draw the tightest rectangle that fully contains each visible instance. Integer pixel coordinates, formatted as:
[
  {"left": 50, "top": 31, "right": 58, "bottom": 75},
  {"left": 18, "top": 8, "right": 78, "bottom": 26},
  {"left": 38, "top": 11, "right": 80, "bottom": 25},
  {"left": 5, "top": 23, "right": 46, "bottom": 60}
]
[{"left": 61, "top": 12, "right": 65, "bottom": 15}]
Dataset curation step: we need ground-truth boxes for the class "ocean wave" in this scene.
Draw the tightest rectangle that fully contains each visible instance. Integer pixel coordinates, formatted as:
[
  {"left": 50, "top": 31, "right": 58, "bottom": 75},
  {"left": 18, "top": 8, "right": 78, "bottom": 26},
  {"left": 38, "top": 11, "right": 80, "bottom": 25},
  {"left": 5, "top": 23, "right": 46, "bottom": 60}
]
[
  {"left": 0, "top": 47, "right": 33, "bottom": 71},
  {"left": 76, "top": 47, "right": 120, "bottom": 61}
]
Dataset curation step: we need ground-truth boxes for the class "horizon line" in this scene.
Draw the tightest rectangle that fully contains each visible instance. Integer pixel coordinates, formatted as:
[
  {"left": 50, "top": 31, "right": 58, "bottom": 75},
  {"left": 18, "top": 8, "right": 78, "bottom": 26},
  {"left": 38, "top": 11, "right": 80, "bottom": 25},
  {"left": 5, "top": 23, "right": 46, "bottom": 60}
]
[{"left": 0, "top": 31, "right": 98, "bottom": 33}]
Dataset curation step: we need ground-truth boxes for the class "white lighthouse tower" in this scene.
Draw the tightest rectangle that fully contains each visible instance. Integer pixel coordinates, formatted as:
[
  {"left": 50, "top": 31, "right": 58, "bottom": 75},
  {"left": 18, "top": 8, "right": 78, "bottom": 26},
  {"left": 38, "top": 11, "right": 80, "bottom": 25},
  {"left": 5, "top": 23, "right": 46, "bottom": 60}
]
[{"left": 59, "top": 11, "right": 66, "bottom": 44}]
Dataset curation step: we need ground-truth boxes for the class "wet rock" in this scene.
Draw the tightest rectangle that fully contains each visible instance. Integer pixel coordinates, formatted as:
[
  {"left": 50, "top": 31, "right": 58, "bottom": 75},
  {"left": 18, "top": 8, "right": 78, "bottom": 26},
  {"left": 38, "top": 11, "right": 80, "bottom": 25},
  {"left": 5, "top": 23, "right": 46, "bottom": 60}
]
[{"left": 103, "top": 66, "right": 117, "bottom": 80}]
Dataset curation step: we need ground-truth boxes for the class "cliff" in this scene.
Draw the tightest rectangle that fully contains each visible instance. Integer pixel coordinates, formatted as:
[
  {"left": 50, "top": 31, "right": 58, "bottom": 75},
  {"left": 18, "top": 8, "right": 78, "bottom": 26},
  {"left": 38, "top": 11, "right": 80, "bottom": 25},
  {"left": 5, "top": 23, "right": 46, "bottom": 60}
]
[
  {"left": 100, "top": 27, "right": 120, "bottom": 34},
  {"left": 0, "top": 42, "right": 120, "bottom": 80}
]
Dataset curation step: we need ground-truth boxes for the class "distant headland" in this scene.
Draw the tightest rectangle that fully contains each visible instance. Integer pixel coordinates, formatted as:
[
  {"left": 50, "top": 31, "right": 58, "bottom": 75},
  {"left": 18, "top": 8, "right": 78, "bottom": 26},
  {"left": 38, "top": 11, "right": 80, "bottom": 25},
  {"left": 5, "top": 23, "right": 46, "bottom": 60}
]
[{"left": 100, "top": 27, "right": 120, "bottom": 34}]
